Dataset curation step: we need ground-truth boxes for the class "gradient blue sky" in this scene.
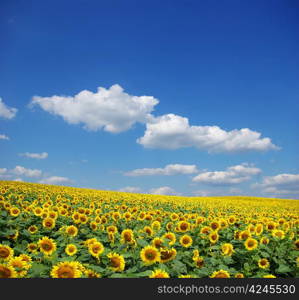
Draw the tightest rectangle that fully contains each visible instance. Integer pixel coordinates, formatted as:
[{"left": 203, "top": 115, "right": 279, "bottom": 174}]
[{"left": 0, "top": 0, "right": 298, "bottom": 198}]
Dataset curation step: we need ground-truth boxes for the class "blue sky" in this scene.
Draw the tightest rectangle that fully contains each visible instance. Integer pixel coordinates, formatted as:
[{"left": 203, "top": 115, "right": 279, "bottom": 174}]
[{"left": 0, "top": 0, "right": 298, "bottom": 198}]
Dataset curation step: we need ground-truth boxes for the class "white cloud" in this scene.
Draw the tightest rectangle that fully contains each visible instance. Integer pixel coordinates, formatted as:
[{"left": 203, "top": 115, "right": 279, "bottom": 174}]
[
  {"left": 192, "top": 190, "right": 214, "bottom": 197},
  {"left": 118, "top": 186, "right": 142, "bottom": 193},
  {"left": 30, "top": 84, "right": 159, "bottom": 133},
  {"left": 13, "top": 178, "right": 23, "bottom": 182},
  {"left": 124, "top": 164, "right": 198, "bottom": 176},
  {"left": 39, "top": 176, "right": 72, "bottom": 185},
  {"left": 192, "top": 163, "right": 261, "bottom": 185},
  {"left": 228, "top": 187, "right": 242, "bottom": 194},
  {"left": 254, "top": 173, "right": 299, "bottom": 198},
  {"left": 12, "top": 165, "right": 42, "bottom": 178},
  {"left": 0, "top": 98, "right": 17, "bottom": 119},
  {"left": 19, "top": 152, "right": 48, "bottom": 159},
  {"left": 0, "top": 168, "right": 12, "bottom": 179},
  {"left": 137, "top": 114, "right": 279, "bottom": 153},
  {"left": 0, "top": 134, "right": 9, "bottom": 140},
  {"left": 149, "top": 186, "right": 178, "bottom": 195},
  {"left": 192, "top": 187, "right": 242, "bottom": 197},
  {"left": 0, "top": 168, "right": 7, "bottom": 175}
]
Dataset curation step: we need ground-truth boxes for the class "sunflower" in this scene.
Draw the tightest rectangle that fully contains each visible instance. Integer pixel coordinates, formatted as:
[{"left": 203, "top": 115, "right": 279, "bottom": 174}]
[
  {"left": 9, "top": 207, "right": 20, "bottom": 217},
  {"left": 208, "top": 231, "right": 219, "bottom": 244},
  {"left": 255, "top": 224, "right": 264, "bottom": 236},
  {"left": 258, "top": 258, "right": 270, "bottom": 269},
  {"left": 34, "top": 207, "right": 43, "bottom": 217},
  {"left": 48, "top": 211, "right": 58, "bottom": 219},
  {"left": 51, "top": 261, "right": 82, "bottom": 278},
  {"left": 200, "top": 226, "right": 212, "bottom": 236},
  {"left": 177, "top": 221, "right": 191, "bottom": 232},
  {"left": 210, "top": 270, "right": 230, "bottom": 278},
  {"left": 27, "top": 243, "right": 38, "bottom": 253},
  {"left": 84, "top": 269, "right": 101, "bottom": 278},
  {"left": 121, "top": 229, "right": 134, "bottom": 244},
  {"left": 72, "top": 212, "right": 81, "bottom": 224},
  {"left": 210, "top": 221, "right": 220, "bottom": 231},
  {"left": 272, "top": 229, "right": 285, "bottom": 239},
  {"left": 28, "top": 225, "right": 38, "bottom": 234},
  {"left": 42, "top": 217, "right": 56, "bottom": 229},
  {"left": 166, "top": 222, "right": 173, "bottom": 231},
  {"left": 160, "top": 247, "right": 177, "bottom": 263},
  {"left": 18, "top": 254, "right": 32, "bottom": 265},
  {"left": 193, "top": 256, "right": 204, "bottom": 268},
  {"left": 193, "top": 249, "right": 200, "bottom": 260},
  {"left": 107, "top": 225, "right": 118, "bottom": 234},
  {"left": 0, "top": 244, "right": 14, "bottom": 261},
  {"left": 263, "top": 274, "right": 276, "bottom": 278},
  {"left": 8, "top": 257, "right": 29, "bottom": 277},
  {"left": 296, "top": 257, "right": 299, "bottom": 267},
  {"left": 38, "top": 237, "right": 57, "bottom": 256},
  {"left": 149, "top": 269, "right": 170, "bottom": 278},
  {"left": 66, "top": 225, "right": 78, "bottom": 237},
  {"left": 162, "top": 232, "right": 176, "bottom": 246},
  {"left": 260, "top": 237, "right": 269, "bottom": 245},
  {"left": 170, "top": 213, "right": 179, "bottom": 221},
  {"left": 65, "top": 244, "right": 78, "bottom": 256},
  {"left": 107, "top": 252, "right": 125, "bottom": 272},
  {"left": 196, "top": 216, "right": 205, "bottom": 225},
  {"left": 90, "top": 221, "right": 98, "bottom": 231},
  {"left": 179, "top": 235, "right": 193, "bottom": 248},
  {"left": 151, "top": 220, "right": 161, "bottom": 231},
  {"left": 144, "top": 226, "right": 154, "bottom": 237},
  {"left": 152, "top": 237, "right": 163, "bottom": 249},
  {"left": 228, "top": 216, "right": 236, "bottom": 225},
  {"left": 88, "top": 242, "right": 104, "bottom": 258},
  {"left": 84, "top": 238, "right": 97, "bottom": 247},
  {"left": 221, "top": 243, "right": 234, "bottom": 256},
  {"left": 294, "top": 239, "right": 299, "bottom": 251},
  {"left": 244, "top": 238, "right": 258, "bottom": 251},
  {"left": 239, "top": 230, "right": 251, "bottom": 240},
  {"left": 112, "top": 211, "right": 121, "bottom": 221},
  {"left": 0, "top": 264, "right": 17, "bottom": 278},
  {"left": 235, "top": 273, "right": 244, "bottom": 278},
  {"left": 140, "top": 246, "right": 160, "bottom": 265},
  {"left": 266, "top": 221, "right": 277, "bottom": 231},
  {"left": 179, "top": 274, "right": 192, "bottom": 278},
  {"left": 79, "top": 214, "right": 88, "bottom": 224}
]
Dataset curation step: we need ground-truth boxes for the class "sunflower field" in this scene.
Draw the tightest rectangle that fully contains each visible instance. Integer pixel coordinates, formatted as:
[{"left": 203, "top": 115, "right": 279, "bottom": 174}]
[{"left": 0, "top": 180, "right": 298, "bottom": 278}]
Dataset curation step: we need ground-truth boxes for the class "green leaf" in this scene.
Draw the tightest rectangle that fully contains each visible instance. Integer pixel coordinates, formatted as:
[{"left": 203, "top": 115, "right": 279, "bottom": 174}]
[
  {"left": 136, "top": 238, "right": 148, "bottom": 248},
  {"left": 276, "top": 264, "right": 291, "bottom": 274}
]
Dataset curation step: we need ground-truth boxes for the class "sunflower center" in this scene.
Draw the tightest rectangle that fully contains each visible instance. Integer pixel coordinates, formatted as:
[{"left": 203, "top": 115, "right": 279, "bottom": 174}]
[
  {"left": 58, "top": 266, "right": 75, "bottom": 278},
  {"left": 111, "top": 257, "right": 120, "bottom": 267},
  {"left": 42, "top": 243, "right": 52, "bottom": 251},
  {"left": 0, "top": 267, "right": 11, "bottom": 278},
  {"left": 0, "top": 249, "right": 9, "bottom": 258}
]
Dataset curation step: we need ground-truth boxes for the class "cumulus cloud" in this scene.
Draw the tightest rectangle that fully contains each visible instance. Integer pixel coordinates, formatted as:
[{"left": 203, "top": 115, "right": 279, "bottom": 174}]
[
  {"left": 192, "top": 163, "right": 261, "bottom": 185},
  {"left": 0, "top": 134, "right": 9, "bottom": 140},
  {"left": 254, "top": 173, "right": 299, "bottom": 198},
  {"left": 192, "top": 187, "right": 242, "bottom": 197},
  {"left": 19, "top": 152, "right": 48, "bottom": 159},
  {"left": 118, "top": 186, "right": 142, "bottom": 193},
  {"left": 13, "top": 178, "right": 23, "bottom": 182},
  {"left": 149, "top": 186, "right": 178, "bottom": 195},
  {"left": 39, "top": 176, "right": 72, "bottom": 185},
  {"left": 0, "top": 168, "right": 12, "bottom": 179},
  {"left": 0, "top": 98, "right": 17, "bottom": 119},
  {"left": 0, "top": 168, "right": 7, "bottom": 175},
  {"left": 137, "top": 114, "right": 279, "bottom": 153},
  {"left": 124, "top": 164, "right": 198, "bottom": 176},
  {"left": 30, "top": 84, "right": 159, "bottom": 133},
  {"left": 12, "top": 165, "right": 42, "bottom": 178}
]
